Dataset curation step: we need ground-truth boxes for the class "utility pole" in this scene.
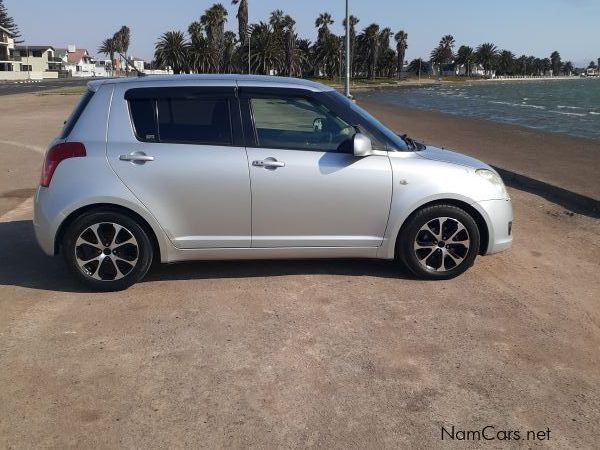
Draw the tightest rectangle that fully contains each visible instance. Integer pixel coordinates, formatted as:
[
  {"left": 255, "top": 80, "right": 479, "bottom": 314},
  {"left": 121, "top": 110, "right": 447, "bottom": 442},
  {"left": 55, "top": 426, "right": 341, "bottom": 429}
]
[{"left": 345, "top": 0, "right": 351, "bottom": 97}]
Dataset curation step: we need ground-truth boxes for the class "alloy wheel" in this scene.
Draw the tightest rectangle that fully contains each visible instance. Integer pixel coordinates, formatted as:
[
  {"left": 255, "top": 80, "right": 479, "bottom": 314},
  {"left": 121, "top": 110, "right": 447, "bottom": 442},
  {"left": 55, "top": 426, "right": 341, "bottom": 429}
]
[
  {"left": 413, "top": 217, "right": 471, "bottom": 272},
  {"left": 74, "top": 222, "right": 139, "bottom": 281}
]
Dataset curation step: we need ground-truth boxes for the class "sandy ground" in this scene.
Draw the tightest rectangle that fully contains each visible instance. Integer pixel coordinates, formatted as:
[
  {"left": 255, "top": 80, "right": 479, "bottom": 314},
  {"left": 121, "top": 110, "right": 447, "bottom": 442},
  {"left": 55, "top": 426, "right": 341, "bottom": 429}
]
[{"left": 1, "top": 92, "right": 599, "bottom": 448}]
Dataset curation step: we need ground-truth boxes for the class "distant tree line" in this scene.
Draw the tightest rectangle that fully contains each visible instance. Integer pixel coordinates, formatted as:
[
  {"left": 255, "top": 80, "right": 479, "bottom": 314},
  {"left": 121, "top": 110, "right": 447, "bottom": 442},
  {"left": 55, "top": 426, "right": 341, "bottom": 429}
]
[
  {"left": 95, "top": 1, "right": 597, "bottom": 79},
  {"left": 427, "top": 35, "right": 576, "bottom": 77},
  {"left": 129, "top": 2, "right": 410, "bottom": 79}
]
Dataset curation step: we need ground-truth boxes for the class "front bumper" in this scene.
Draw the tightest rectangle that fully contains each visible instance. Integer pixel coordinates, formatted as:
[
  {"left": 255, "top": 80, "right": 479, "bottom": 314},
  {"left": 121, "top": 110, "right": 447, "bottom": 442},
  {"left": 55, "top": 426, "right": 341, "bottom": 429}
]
[{"left": 477, "top": 198, "right": 513, "bottom": 255}]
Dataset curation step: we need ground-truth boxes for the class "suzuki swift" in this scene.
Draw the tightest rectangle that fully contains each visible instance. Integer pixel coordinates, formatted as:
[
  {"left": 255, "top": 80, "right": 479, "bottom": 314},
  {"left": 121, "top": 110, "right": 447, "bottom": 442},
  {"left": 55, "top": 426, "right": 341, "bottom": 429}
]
[{"left": 34, "top": 75, "right": 512, "bottom": 291}]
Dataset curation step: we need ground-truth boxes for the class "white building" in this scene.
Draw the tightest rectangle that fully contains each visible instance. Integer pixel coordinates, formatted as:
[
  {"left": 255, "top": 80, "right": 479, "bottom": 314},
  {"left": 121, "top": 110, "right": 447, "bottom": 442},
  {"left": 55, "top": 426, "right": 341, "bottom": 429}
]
[
  {"left": 56, "top": 45, "right": 97, "bottom": 77},
  {"left": 130, "top": 57, "right": 145, "bottom": 73}
]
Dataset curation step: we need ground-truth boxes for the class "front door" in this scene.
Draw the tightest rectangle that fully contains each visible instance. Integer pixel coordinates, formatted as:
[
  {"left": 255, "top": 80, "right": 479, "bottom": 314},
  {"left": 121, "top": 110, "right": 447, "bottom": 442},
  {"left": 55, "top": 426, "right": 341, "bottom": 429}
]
[
  {"left": 241, "top": 90, "right": 392, "bottom": 248},
  {"left": 107, "top": 84, "right": 251, "bottom": 249}
]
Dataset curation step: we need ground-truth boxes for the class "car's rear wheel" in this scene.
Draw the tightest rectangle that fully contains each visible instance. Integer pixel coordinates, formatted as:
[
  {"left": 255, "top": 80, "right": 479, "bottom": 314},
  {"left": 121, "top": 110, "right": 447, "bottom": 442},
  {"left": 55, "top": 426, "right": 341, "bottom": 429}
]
[
  {"left": 62, "top": 211, "right": 153, "bottom": 291},
  {"left": 398, "top": 204, "right": 480, "bottom": 280}
]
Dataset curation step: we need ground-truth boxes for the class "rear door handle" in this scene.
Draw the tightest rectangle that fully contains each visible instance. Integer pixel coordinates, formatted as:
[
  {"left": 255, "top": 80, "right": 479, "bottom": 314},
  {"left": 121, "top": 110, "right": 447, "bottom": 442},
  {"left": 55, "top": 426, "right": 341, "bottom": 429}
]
[
  {"left": 119, "top": 152, "right": 155, "bottom": 163},
  {"left": 252, "top": 159, "right": 285, "bottom": 168}
]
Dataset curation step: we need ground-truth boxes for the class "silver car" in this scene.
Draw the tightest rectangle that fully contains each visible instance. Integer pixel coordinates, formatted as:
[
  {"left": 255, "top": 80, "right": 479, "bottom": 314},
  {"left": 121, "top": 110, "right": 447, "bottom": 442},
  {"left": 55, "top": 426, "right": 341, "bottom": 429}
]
[{"left": 34, "top": 75, "right": 512, "bottom": 291}]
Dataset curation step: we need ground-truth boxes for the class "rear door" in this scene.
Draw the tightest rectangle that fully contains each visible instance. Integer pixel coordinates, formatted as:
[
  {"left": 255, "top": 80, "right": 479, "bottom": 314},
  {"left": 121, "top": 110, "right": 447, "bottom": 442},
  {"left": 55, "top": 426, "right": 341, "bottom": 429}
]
[{"left": 107, "top": 83, "right": 251, "bottom": 249}]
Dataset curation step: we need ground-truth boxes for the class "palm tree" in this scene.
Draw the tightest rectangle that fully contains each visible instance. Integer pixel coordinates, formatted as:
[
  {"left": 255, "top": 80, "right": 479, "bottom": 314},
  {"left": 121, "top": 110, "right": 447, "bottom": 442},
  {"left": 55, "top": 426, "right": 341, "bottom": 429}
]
[
  {"left": 394, "top": 31, "right": 407, "bottom": 78},
  {"left": 541, "top": 58, "right": 551, "bottom": 75},
  {"left": 222, "top": 31, "right": 238, "bottom": 73},
  {"left": 201, "top": 3, "right": 228, "bottom": 72},
  {"left": 154, "top": 31, "right": 189, "bottom": 74},
  {"left": 98, "top": 37, "right": 118, "bottom": 73},
  {"left": 563, "top": 61, "right": 574, "bottom": 76},
  {"left": 231, "top": 0, "right": 248, "bottom": 45},
  {"left": 358, "top": 23, "right": 380, "bottom": 79},
  {"left": 377, "top": 27, "right": 392, "bottom": 77},
  {"left": 343, "top": 15, "right": 360, "bottom": 77},
  {"left": 188, "top": 22, "right": 214, "bottom": 73},
  {"left": 430, "top": 34, "right": 455, "bottom": 76},
  {"left": 269, "top": 9, "right": 286, "bottom": 33},
  {"left": 497, "top": 50, "right": 515, "bottom": 75},
  {"left": 315, "top": 33, "right": 342, "bottom": 78},
  {"left": 475, "top": 42, "right": 498, "bottom": 76},
  {"left": 379, "top": 48, "right": 397, "bottom": 78},
  {"left": 550, "top": 51, "right": 561, "bottom": 76},
  {"left": 516, "top": 55, "right": 528, "bottom": 76},
  {"left": 407, "top": 58, "right": 427, "bottom": 76},
  {"left": 282, "top": 15, "right": 305, "bottom": 77},
  {"left": 296, "top": 38, "right": 313, "bottom": 77},
  {"left": 248, "top": 22, "right": 281, "bottom": 75},
  {"left": 455, "top": 45, "right": 475, "bottom": 76},
  {"left": 113, "top": 26, "right": 131, "bottom": 75},
  {"left": 315, "top": 12, "right": 334, "bottom": 43}
]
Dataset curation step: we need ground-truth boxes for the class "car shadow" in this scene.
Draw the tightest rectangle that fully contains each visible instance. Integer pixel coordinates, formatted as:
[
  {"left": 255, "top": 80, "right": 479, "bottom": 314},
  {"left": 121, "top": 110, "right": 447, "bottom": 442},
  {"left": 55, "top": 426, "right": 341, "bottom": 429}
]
[{"left": 0, "top": 220, "right": 412, "bottom": 293}]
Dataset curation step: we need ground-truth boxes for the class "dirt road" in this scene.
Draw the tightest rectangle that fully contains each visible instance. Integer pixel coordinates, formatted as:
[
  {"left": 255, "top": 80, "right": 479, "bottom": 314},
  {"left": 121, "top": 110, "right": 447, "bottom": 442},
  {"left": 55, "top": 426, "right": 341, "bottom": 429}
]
[{"left": 1, "top": 92, "right": 599, "bottom": 448}]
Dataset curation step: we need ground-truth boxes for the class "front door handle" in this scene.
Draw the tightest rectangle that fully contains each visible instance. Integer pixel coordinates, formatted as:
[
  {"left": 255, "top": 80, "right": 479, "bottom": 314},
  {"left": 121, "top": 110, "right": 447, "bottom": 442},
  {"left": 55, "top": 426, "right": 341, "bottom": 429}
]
[
  {"left": 119, "top": 152, "right": 155, "bottom": 163},
  {"left": 252, "top": 158, "right": 285, "bottom": 169}
]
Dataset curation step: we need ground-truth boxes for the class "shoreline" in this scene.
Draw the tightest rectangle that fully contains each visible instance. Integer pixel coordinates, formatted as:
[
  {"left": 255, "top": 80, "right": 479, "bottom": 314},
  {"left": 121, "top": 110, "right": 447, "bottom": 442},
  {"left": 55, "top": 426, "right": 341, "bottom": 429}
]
[
  {"left": 358, "top": 99, "right": 600, "bottom": 212},
  {"left": 322, "top": 75, "right": 591, "bottom": 91}
]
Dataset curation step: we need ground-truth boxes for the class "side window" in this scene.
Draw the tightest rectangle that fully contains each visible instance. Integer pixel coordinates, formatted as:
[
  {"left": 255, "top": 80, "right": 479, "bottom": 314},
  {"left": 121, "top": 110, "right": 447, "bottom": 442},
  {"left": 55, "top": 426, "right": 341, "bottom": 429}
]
[
  {"left": 128, "top": 95, "right": 232, "bottom": 145},
  {"left": 157, "top": 97, "right": 231, "bottom": 145},
  {"left": 250, "top": 97, "right": 355, "bottom": 152}
]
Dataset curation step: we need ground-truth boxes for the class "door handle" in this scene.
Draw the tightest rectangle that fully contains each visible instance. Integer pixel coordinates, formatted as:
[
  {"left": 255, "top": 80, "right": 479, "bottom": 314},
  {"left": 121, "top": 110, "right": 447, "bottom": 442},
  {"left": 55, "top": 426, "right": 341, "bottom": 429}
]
[
  {"left": 252, "top": 159, "right": 285, "bottom": 168},
  {"left": 119, "top": 152, "right": 155, "bottom": 163}
]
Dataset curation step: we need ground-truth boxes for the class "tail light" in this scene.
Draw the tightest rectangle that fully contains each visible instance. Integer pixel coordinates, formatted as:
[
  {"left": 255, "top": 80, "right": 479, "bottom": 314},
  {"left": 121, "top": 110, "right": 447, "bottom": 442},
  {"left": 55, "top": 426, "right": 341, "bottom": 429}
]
[{"left": 40, "top": 142, "right": 86, "bottom": 187}]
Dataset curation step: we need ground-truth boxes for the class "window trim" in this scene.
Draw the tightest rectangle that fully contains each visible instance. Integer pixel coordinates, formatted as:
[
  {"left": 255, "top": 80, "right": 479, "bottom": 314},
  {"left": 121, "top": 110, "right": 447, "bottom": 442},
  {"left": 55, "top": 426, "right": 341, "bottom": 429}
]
[
  {"left": 60, "top": 89, "right": 95, "bottom": 139},
  {"left": 125, "top": 87, "right": 244, "bottom": 147}
]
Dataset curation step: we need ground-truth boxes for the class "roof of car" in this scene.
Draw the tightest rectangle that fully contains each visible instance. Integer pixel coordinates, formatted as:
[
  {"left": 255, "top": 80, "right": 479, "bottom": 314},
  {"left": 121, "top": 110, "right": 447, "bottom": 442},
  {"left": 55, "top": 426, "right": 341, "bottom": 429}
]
[{"left": 88, "top": 74, "right": 333, "bottom": 93}]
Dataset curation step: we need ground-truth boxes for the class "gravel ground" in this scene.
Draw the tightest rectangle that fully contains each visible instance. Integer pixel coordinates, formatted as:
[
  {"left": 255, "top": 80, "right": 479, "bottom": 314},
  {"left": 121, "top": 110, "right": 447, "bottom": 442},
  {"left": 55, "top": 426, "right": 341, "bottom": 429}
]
[{"left": 0, "top": 92, "right": 599, "bottom": 448}]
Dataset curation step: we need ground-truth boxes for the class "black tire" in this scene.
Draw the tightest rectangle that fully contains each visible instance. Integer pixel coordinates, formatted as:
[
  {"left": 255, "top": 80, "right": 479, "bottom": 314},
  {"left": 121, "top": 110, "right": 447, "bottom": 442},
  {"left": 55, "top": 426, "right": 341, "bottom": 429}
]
[
  {"left": 62, "top": 211, "right": 153, "bottom": 291},
  {"left": 398, "top": 204, "right": 480, "bottom": 280}
]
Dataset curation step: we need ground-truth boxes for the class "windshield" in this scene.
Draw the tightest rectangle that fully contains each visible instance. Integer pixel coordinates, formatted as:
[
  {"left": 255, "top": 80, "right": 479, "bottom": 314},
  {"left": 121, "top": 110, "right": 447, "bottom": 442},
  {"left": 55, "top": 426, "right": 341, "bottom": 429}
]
[{"left": 329, "top": 90, "right": 409, "bottom": 151}]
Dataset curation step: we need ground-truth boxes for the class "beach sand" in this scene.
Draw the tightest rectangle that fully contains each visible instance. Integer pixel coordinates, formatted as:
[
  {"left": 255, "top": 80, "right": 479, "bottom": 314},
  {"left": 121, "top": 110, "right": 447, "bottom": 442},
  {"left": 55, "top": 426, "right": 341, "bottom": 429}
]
[{"left": 358, "top": 99, "right": 600, "bottom": 202}]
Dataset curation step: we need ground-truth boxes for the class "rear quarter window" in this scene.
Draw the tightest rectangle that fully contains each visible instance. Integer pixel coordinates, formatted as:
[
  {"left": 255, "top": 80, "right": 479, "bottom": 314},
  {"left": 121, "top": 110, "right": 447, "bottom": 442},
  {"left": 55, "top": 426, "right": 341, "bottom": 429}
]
[
  {"left": 129, "top": 99, "right": 158, "bottom": 142},
  {"left": 60, "top": 89, "right": 95, "bottom": 139}
]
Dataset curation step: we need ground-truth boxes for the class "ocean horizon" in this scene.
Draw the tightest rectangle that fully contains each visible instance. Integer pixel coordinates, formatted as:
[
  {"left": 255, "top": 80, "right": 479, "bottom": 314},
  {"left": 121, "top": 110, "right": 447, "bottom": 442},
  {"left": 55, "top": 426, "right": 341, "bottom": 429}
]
[{"left": 359, "top": 78, "right": 600, "bottom": 141}]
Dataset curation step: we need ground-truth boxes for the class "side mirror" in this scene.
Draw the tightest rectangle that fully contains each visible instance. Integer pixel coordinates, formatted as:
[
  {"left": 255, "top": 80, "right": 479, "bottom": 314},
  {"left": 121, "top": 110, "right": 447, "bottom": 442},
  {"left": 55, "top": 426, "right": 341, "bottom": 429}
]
[{"left": 353, "top": 133, "right": 373, "bottom": 157}]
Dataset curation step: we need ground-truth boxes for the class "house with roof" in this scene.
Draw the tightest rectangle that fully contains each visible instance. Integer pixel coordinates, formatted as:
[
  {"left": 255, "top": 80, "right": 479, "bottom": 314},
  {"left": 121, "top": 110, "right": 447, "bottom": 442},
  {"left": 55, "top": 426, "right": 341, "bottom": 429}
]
[
  {"left": 55, "top": 45, "right": 97, "bottom": 77},
  {"left": 14, "top": 45, "right": 60, "bottom": 73}
]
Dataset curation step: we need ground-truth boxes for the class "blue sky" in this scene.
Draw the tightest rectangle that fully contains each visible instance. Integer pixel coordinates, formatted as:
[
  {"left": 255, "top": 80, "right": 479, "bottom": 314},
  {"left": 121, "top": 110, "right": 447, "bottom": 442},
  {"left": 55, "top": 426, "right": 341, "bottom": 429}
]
[{"left": 6, "top": 0, "right": 599, "bottom": 66}]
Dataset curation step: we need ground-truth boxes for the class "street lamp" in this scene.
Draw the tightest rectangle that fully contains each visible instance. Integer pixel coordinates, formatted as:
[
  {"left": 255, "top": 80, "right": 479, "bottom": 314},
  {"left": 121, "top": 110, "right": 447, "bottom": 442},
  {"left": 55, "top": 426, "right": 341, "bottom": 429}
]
[
  {"left": 26, "top": 44, "right": 30, "bottom": 80},
  {"left": 345, "top": 0, "right": 351, "bottom": 97},
  {"left": 248, "top": 28, "right": 253, "bottom": 75}
]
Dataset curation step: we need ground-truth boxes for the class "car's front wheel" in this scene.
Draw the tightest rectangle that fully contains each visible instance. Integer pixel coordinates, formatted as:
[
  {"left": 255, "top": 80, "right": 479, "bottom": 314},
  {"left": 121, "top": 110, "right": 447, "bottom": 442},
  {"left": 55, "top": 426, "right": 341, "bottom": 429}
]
[
  {"left": 398, "top": 204, "right": 480, "bottom": 280},
  {"left": 62, "top": 211, "right": 153, "bottom": 291}
]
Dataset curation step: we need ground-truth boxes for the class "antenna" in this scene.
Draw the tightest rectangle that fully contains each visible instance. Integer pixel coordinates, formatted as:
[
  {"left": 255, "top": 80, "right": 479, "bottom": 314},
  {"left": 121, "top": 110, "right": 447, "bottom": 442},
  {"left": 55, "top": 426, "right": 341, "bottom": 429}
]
[{"left": 118, "top": 52, "right": 146, "bottom": 77}]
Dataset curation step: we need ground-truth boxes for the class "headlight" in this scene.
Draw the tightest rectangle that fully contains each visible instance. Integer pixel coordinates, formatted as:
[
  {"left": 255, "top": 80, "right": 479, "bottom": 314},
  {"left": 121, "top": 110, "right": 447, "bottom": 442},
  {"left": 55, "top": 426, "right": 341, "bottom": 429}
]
[{"left": 476, "top": 169, "right": 510, "bottom": 200}]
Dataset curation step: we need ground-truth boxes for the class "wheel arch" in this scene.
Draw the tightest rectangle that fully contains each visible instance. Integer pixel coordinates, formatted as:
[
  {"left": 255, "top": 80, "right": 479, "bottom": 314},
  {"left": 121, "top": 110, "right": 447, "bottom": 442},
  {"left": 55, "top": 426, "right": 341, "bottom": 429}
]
[
  {"left": 393, "top": 198, "right": 490, "bottom": 258},
  {"left": 55, "top": 203, "right": 163, "bottom": 262}
]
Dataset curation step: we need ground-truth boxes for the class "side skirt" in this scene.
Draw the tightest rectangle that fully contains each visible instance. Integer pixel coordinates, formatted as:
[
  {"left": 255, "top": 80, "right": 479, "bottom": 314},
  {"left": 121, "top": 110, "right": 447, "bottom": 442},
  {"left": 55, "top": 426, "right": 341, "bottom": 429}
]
[{"left": 164, "top": 246, "right": 382, "bottom": 263}]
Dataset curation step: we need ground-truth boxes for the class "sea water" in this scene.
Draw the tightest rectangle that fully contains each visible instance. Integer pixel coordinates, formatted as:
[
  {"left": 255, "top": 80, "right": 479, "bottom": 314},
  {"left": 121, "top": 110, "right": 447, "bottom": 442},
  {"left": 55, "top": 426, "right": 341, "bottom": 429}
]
[{"left": 360, "top": 78, "right": 600, "bottom": 140}]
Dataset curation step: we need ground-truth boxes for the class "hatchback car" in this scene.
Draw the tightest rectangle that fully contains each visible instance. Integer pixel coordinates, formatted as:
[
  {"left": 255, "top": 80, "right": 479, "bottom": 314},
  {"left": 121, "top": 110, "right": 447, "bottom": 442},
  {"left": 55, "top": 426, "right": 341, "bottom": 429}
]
[{"left": 34, "top": 75, "right": 512, "bottom": 291}]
